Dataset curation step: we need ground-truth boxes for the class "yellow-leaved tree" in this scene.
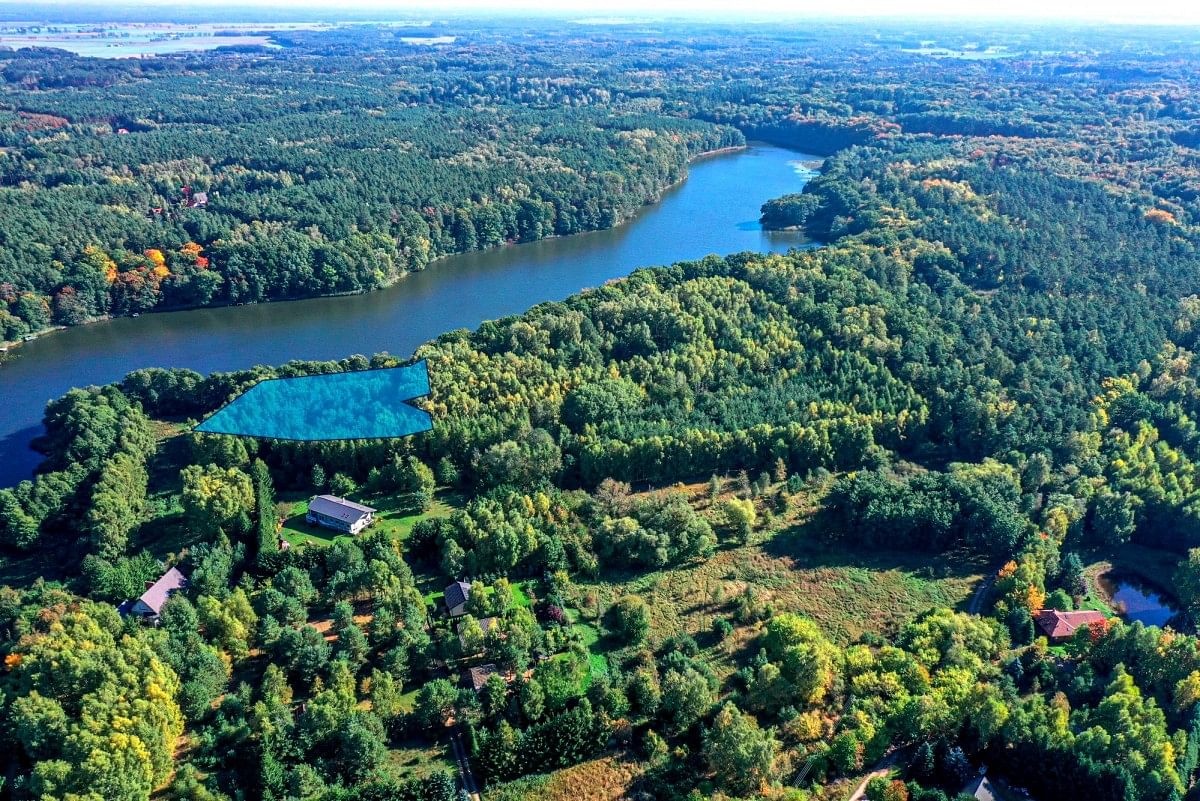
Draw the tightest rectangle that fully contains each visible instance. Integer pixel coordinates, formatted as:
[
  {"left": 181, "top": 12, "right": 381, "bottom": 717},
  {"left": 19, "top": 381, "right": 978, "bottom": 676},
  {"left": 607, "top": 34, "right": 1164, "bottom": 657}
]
[{"left": 2, "top": 600, "right": 183, "bottom": 801}]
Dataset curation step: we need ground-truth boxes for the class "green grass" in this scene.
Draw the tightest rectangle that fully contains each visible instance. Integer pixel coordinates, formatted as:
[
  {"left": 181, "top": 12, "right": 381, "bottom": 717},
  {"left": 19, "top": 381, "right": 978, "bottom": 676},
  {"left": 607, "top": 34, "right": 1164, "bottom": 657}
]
[
  {"left": 385, "top": 738, "right": 455, "bottom": 782},
  {"left": 279, "top": 497, "right": 341, "bottom": 547},
  {"left": 423, "top": 579, "right": 536, "bottom": 613},
  {"left": 576, "top": 626, "right": 609, "bottom": 677},
  {"left": 563, "top": 607, "right": 610, "bottom": 680},
  {"left": 0, "top": 552, "right": 70, "bottom": 587},
  {"left": 279, "top": 490, "right": 459, "bottom": 548},
  {"left": 396, "top": 687, "right": 420, "bottom": 714},
  {"left": 568, "top": 511, "right": 983, "bottom": 685},
  {"left": 486, "top": 774, "right": 553, "bottom": 801},
  {"left": 371, "top": 491, "right": 460, "bottom": 542}
]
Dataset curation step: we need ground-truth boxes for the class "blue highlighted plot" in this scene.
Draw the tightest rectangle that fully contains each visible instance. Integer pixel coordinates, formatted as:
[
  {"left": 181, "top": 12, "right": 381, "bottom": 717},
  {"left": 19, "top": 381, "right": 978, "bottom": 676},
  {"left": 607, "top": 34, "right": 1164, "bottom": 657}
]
[{"left": 196, "top": 361, "right": 432, "bottom": 441}]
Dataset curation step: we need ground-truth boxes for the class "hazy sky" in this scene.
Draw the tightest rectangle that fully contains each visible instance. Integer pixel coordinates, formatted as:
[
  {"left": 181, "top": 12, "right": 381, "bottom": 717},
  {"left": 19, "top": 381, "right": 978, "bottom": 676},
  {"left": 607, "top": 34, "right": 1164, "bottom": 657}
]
[
  {"left": 387, "top": 0, "right": 1200, "bottom": 23},
  {"left": 11, "top": 0, "right": 1200, "bottom": 24}
]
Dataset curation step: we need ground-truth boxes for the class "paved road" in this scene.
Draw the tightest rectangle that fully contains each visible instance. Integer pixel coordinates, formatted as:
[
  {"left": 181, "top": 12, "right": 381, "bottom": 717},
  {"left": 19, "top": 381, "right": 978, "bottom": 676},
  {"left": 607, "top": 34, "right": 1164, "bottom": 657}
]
[
  {"left": 449, "top": 726, "right": 482, "bottom": 801},
  {"left": 968, "top": 565, "right": 1001, "bottom": 615}
]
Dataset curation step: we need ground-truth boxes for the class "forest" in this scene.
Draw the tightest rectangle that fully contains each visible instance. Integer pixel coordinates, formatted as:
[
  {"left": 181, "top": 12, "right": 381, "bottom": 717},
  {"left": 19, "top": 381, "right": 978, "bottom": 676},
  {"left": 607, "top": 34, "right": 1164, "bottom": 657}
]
[{"left": 9, "top": 15, "right": 1200, "bottom": 801}]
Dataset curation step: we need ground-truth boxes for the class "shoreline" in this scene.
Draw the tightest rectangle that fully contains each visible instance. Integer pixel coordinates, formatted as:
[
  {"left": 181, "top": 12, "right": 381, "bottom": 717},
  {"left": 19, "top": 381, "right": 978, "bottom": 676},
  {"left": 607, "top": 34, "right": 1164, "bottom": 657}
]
[
  {"left": 0, "top": 325, "right": 66, "bottom": 354},
  {"left": 4, "top": 142, "right": 759, "bottom": 350},
  {"left": 0, "top": 140, "right": 814, "bottom": 490},
  {"left": 1084, "top": 555, "right": 1181, "bottom": 611}
]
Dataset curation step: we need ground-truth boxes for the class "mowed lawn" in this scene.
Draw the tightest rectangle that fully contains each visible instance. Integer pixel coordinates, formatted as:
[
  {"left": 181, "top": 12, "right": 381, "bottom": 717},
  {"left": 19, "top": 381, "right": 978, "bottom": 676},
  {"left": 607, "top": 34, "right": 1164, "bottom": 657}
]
[
  {"left": 423, "top": 579, "right": 536, "bottom": 611},
  {"left": 279, "top": 490, "right": 459, "bottom": 548}
]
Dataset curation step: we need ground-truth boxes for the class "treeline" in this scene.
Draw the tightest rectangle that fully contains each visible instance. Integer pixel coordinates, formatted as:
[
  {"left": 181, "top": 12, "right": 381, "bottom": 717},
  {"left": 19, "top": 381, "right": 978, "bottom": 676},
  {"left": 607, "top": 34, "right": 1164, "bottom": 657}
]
[
  {"left": 11, "top": 20, "right": 1200, "bottom": 339},
  {"left": 0, "top": 36, "right": 743, "bottom": 337},
  {"left": 0, "top": 386, "right": 155, "bottom": 554}
]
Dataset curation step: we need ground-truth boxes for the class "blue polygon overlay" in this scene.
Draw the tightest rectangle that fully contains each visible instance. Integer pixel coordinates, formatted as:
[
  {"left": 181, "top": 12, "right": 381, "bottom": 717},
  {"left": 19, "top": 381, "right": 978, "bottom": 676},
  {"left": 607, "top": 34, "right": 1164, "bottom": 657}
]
[{"left": 195, "top": 361, "right": 432, "bottom": 441}]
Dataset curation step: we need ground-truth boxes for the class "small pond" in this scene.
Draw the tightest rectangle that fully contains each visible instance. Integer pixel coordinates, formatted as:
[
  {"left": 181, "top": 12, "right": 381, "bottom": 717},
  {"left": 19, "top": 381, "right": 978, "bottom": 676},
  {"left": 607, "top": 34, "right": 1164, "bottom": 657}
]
[{"left": 1096, "top": 572, "right": 1180, "bottom": 628}]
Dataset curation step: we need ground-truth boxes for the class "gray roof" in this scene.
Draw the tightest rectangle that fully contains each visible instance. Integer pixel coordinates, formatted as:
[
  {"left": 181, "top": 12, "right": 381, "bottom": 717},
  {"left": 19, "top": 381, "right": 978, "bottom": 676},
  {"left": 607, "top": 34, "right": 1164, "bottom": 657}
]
[
  {"left": 139, "top": 567, "right": 188, "bottom": 615},
  {"left": 445, "top": 580, "right": 471, "bottom": 610},
  {"left": 457, "top": 615, "right": 497, "bottom": 632},
  {"left": 308, "top": 495, "right": 376, "bottom": 524},
  {"left": 457, "top": 616, "right": 497, "bottom": 647},
  {"left": 963, "top": 775, "right": 999, "bottom": 801}
]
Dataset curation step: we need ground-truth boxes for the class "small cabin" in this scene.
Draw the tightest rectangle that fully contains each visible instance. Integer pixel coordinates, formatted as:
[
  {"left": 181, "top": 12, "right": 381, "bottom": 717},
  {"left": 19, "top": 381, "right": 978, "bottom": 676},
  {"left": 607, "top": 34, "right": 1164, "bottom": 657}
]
[
  {"left": 463, "top": 663, "right": 499, "bottom": 692},
  {"left": 444, "top": 580, "right": 472, "bottom": 618},
  {"left": 306, "top": 495, "right": 376, "bottom": 535},
  {"left": 120, "top": 567, "right": 187, "bottom": 623}
]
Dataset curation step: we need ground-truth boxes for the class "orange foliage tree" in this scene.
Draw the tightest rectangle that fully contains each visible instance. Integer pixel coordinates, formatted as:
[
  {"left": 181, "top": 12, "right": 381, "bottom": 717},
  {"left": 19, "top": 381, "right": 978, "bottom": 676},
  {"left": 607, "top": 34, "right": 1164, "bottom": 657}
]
[{"left": 1145, "top": 208, "right": 1177, "bottom": 225}]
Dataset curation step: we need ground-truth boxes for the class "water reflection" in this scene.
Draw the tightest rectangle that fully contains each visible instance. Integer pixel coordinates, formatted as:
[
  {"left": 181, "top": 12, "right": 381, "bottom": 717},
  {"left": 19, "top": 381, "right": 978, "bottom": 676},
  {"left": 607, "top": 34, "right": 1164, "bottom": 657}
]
[
  {"left": 0, "top": 143, "right": 817, "bottom": 486},
  {"left": 1097, "top": 572, "right": 1180, "bottom": 628}
]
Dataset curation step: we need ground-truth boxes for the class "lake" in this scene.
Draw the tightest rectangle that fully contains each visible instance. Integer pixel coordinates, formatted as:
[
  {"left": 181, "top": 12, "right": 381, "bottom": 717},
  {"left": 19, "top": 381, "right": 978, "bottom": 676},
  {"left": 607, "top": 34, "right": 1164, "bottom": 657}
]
[
  {"left": 0, "top": 22, "right": 303, "bottom": 57},
  {"left": 0, "top": 143, "right": 817, "bottom": 487},
  {"left": 0, "top": 22, "right": 452, "bottom": 58},
  {"left": 1097, "top": 572, "right": 1180, "bottom": 628}
]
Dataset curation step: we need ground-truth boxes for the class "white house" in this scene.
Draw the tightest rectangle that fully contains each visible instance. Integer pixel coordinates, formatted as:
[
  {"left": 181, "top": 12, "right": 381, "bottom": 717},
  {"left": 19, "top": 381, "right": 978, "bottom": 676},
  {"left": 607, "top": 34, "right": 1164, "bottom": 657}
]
[{"left": 306, "top": 495, "right": 376, "bottom": 535}]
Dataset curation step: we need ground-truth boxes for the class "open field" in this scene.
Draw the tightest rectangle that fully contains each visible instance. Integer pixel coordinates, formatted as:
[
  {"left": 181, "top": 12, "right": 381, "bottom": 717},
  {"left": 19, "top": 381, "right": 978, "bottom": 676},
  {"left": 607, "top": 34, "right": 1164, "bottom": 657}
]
[
  {"left": 486, "top": 755, "right": 645, "bottom": 801},
  {"left": 577, "top": 526, "right": 982, "bottom": 647},
  {"left": 386, "top": 738, "right": 456, "bottom": 783}
]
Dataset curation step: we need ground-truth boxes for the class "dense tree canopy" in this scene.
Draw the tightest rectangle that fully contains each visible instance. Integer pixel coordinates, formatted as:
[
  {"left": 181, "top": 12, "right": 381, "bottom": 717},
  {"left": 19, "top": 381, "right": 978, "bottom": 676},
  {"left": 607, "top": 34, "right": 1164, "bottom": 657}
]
[{"left": 9, "top": 16, "right": 1200, "bottom": 801}]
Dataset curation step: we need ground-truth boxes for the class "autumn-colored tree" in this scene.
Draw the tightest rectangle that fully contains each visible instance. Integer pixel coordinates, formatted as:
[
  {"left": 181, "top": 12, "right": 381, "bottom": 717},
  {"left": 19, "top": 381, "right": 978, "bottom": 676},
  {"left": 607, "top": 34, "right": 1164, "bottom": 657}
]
[
  {"left": 3, "top": 601, "right": 184, "bottom": 801},
  {"left": 1144, "top": 208, "right": 1177, "bottom": 225}
]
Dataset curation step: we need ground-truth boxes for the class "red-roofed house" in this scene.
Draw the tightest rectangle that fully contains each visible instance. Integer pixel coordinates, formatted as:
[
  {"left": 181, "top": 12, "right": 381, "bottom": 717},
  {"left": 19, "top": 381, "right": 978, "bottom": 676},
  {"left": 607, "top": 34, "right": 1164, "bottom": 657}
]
[{"left": 1035, "top": 609, "right": 1108, "bottom": 640}]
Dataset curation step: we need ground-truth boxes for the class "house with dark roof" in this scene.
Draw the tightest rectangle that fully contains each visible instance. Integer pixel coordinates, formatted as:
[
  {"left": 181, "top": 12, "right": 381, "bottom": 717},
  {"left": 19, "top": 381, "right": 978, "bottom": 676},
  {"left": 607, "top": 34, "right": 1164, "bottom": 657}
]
[
  {"left": 306, "top": 495, "right": 376, "bottom": 535},
  {"left": 1035, "top": 609, "right": 1108, "bottom": 640},
  {"left": 463, "top": 663, "right": 499, "bottom": 692},
  {"left": 444, "top": 580, "right": 472, "bottom": 617},
  {"left": 123, "top": 567, "right": 187, "bottom": 622}
]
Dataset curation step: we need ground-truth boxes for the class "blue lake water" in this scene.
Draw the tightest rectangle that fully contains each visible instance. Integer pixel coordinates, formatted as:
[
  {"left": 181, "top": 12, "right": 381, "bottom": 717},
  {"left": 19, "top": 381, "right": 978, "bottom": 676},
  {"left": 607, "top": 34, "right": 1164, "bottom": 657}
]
[
  {"left": 0, "top": 142, "right": 817, "bottom": 486},
  {"left": 1099, "top": 573, "right": 1179, "bottom": 628}
]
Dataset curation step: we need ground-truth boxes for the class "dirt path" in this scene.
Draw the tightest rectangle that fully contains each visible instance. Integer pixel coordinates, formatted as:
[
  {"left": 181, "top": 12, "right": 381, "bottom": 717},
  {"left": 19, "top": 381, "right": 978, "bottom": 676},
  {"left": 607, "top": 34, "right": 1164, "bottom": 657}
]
[
  {"left": 846, "top": 748, "right": 906, "bottom": 801},
  {"left": 847, "top": 766, "right": 890, "bottom": 801}
]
